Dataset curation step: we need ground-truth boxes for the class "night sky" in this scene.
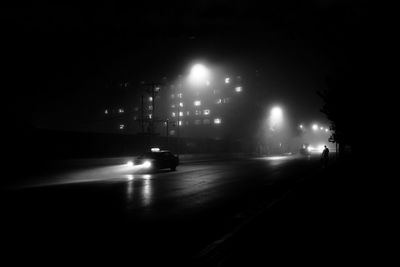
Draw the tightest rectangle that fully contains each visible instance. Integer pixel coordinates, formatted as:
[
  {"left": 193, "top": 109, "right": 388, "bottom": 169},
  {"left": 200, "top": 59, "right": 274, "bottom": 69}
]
[{"left": 2, "top": 1, "right": 370, "bottom": 132}]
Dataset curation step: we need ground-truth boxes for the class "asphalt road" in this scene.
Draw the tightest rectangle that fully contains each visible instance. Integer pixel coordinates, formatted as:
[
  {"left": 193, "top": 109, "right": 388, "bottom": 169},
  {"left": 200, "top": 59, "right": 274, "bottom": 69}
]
[{"left": 1, "top": 154, "right": 324, "bottom": 265}]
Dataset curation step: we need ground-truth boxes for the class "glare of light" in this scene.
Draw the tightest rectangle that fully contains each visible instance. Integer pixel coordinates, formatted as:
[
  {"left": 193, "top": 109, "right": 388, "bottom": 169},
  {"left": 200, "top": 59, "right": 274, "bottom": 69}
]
[
  {"left": 104, "top": 109, "right": 108, "bottom": 114},
  {"left": 143, "top": 174, "right": 151, "bottom": 180},
  {"left": 325, "top": 128, "right": 329, "bottom": 132},
  {"left": 143, "top": 161, "right": 151, "bottom": 168},
  {"left": 203, "top": 109, "right": 210, "bottom": 115},
  {"left": 299, "top": 124, "right": 303, "bottom": 129},
  {"left": 307, "top": 146, "right": 312, "bottom": 152},
  {"left": 188, "top": 64, "right": 209, "bottom": 86},
  {"left": 194, "top": 100, "right": 201, "bottom": 106},
  {"left": 151, "top": 148, "right": 160, "bottom": 152},
  {"left": 265, "top": 156, "right": 289, "bottom": 161},
  {"left": 126, "top": 161, "right": 134, "bottom": 167},
  {"left": 214, "top": 118, "right": 221, "bottom": 124},
  {"left": 312, "top": 124, "right": 319, "bottom": 131},
  {"left": 235, "top": 86, "right": 242, "bottom": 93},
  {"left": 318, "top": 145, "right": 325, "bottom": 152},
  {"left": 225, "top": 77, "right": 230, "bottom": 84},
  {"left": 269, "top": 106, "right": 283, "bottom": 130},
  {"left": 320, "top": 127, "right": 324, "bottom": 130},
  {"left": 127, "top": 174, "right": 134, "bottom": 181}
]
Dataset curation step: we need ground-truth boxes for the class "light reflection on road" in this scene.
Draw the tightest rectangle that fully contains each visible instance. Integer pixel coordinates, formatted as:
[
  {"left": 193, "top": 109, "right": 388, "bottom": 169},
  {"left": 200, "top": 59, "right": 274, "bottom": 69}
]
[{"left": 125, "top": 174, "right": 153, "bottom": 207}]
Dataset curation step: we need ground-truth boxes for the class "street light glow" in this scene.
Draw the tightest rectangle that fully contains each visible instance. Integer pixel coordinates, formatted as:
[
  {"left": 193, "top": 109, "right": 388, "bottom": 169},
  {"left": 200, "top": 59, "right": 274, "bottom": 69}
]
[
  {"left": 188, "top": 64, "right": 209, "bottom": 86},
  {"left": 269, "top": 106, "right": 283, "bottom": 131},
  {"left": 312, "top": 124, "right": 318, "bottom": 131}
]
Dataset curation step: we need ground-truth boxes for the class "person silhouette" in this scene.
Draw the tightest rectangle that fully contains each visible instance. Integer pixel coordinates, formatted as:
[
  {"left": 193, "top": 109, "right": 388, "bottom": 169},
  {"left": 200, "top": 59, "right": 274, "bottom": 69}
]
[{"left": 321, "top": 145, "right": 329, "bottom": 168}]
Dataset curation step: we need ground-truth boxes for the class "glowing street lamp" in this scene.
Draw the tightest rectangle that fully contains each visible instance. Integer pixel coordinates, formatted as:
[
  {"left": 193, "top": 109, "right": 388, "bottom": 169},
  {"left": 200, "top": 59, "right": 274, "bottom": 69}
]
[
  {"left": 188, "top": 63, "right": 210, "bottom": 87},
  {"left": 312, "top": 124, "right": 319, "bottom": 131},
  {"left": 269, "top": 106, "right": 283, "bottom": 131}
]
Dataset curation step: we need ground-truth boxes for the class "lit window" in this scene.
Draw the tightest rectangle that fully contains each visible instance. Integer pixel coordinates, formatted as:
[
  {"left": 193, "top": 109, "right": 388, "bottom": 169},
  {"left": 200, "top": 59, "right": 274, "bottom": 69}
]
[
  {"left": 223, "top": 98, "right": 230, "bottom": 104},
  {"left": 104, "top": 109, "right": 108, "bottom": 114},
  {"left": 148, "top": 105, "right": 153, "bottom": 110},
  {"left": 195, "top": 110, "right": 202, "bottom": 116},
  {"left": 235, "top": 86, "right": 242, "bottom": 93},
  {"left": 149, "top": 97, "right": 153, "bottom": 101},
  {"left": 155, "top": 86, "right": 160, "bottom": 92},
  {"left": 177, "top": 93, "right": 183, "bottom": 98},
  {"left": 214, "top": 118, "right": 222, "bottom": 124},
  {"left": 148, "top": 114, "right": 152, "bottom": 119},
  {"left": 171, "top": 104, "right": 176, "bottom": 108},
  {"left": 216, "top": 99, "right": 222, "bottom": 104},
  {"left": 203, "top": 119, "right": 210, "bottom": 124},
  {"left": 225, "top": 77, "right": 230, "bottom": 84},
  {"left": 179, "top": 102, "right": 184, "bottom": 107},
  {"left": 169, "top": 130, "right": 175, "bottom": 135},
  {"left": 118, "top": 108, "right": 124, "bottom": 113},
  {"left": 194, "top": 100, "right": 201, "bottom": 106},
  {"left": 119, "top": 124, "right": 125, "bottom": 130},
  {"left": 186, "top": 111, "right": 190, "bottom": 116},
  {"left": 179, "top": 120, "right": 182, "bottom": 126},
  {"left": 179, "top": 112, "right": 183, "bottom": 117},
  {"left": 203, "top": 109, "right": 210, "bottom": 115},
  {"left": 172, "top": 112, "right": 176, "bottom": 117}
]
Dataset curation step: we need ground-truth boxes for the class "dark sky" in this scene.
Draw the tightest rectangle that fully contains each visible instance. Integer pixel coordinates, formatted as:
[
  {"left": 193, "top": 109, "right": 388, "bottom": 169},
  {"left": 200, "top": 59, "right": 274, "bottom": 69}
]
[{"left": 1, "top": 1, "right": 370, "bottom": 131}]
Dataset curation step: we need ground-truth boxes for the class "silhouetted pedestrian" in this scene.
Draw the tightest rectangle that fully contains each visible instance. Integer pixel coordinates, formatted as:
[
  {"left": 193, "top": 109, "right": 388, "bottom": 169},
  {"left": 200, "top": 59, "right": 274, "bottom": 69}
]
[{"left": 321, "top": 145, "right": 329, "bottom": 168}]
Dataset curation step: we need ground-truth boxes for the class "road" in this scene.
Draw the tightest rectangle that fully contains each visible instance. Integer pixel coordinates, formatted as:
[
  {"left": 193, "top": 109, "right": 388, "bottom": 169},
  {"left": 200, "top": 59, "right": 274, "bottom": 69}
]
[{"left": 1, "top": 154, "right": 323, "bottom": 265}]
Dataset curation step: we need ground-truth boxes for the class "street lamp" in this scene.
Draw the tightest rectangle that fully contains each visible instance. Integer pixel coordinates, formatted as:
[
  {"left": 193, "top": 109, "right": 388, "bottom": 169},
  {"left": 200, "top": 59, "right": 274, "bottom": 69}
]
[
  {"left": 188, "top": 63, "right": 210, "bottom": 87},
  {"left": 269, "top": 106, "right": 283, "bottom": 131}
]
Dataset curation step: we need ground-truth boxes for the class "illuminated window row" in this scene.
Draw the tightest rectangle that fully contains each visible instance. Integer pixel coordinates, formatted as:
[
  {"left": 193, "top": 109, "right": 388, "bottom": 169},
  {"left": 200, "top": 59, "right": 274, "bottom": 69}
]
[{"left": 172, "top": 109, "right": 211, "bottom": 117}]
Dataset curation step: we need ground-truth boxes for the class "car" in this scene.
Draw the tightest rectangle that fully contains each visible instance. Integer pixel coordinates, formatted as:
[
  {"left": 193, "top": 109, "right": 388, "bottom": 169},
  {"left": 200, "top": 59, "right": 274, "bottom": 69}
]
[
  {"left": 133, "top": 149, "right": 179, "bottom": 171},
  {"left": 299, "top": 144, "right": 311, "bottom": 155}
]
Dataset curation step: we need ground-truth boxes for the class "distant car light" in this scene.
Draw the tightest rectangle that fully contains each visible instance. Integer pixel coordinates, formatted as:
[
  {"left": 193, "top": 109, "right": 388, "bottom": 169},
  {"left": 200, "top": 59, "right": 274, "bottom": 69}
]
[
  {"left": 127, "top": 161, "right": 134, "bottom": 167},
  {"left": 151, "top": 148, "right": 160, "bottom": 152}
]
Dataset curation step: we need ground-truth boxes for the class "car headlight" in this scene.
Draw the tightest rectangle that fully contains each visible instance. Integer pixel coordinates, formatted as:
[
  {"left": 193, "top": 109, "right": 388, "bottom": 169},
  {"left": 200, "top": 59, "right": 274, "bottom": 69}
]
[
  {"left": 143, "top": 161, "right": 151, "bottom": 168},
  {"left": 126, "top": 161, "right": 134, "bottom": 167}
]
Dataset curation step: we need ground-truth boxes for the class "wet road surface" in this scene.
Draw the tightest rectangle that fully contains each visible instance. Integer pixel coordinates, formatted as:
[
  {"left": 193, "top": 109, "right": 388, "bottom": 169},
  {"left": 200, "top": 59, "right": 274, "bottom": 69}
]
[{"left": 1, "top": 155, "right": 322, "bottom": 265}]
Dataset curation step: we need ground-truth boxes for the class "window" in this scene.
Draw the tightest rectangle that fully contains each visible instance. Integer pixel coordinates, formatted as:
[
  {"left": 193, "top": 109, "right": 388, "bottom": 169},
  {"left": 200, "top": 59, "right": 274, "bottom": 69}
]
[
  {"left": 194, "top": 100, "right": 201, "bottom": 106},
  {"left": 203, "top": 109, "right": 210, "bottom": 115},
  {"left": 235, "top": 86, "right": 242, "bottom": 93},
  {"left": 214, "top": 118, "right": 222, "bottom": 124}
]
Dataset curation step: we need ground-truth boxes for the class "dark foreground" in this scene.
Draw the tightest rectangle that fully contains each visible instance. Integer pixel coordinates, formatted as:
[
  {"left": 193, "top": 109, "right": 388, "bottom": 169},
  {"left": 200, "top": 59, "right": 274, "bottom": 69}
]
[{"left": 0, "top": 154, "right": 381, "bottom": 265}]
